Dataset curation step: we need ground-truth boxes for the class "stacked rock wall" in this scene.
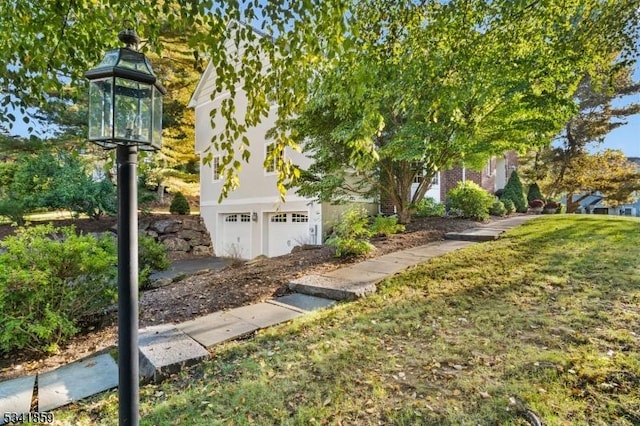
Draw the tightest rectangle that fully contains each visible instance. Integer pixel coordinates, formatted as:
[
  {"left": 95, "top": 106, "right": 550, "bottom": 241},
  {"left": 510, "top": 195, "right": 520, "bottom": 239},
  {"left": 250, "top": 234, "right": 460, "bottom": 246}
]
[{"left": 139, "top": 215, "right": 213, "bottom": 259}]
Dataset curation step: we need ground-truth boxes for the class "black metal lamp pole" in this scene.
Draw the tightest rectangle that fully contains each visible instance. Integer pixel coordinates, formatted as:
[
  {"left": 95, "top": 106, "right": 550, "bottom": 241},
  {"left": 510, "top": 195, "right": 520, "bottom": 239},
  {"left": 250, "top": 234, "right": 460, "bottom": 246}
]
[
  {"left": 85, "top": 25, "right": 165, "bottom": 426},
  {"left": 117, "top": 143, "right": 139, "bottom": 425}
]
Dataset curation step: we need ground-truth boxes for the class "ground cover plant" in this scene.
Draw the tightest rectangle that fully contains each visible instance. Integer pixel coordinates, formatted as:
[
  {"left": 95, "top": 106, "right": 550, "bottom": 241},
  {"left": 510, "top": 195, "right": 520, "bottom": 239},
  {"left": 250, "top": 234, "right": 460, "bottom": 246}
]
[{"left": 57, "top": 215, "right": 640, "bottom": 425}]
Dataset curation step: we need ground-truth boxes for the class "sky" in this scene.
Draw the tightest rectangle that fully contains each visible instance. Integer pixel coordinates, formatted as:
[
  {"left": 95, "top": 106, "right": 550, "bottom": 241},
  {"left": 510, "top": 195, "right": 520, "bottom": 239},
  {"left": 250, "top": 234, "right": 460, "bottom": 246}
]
[{"left": 602, "top": 114, "right": 639, "bottom": 157}]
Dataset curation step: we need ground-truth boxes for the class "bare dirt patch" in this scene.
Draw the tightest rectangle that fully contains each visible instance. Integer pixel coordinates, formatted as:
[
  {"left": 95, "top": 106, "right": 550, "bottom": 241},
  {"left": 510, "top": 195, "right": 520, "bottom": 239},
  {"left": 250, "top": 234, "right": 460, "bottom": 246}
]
[{"left": 0, "top": 215, "right": 497, "bottom": 381}]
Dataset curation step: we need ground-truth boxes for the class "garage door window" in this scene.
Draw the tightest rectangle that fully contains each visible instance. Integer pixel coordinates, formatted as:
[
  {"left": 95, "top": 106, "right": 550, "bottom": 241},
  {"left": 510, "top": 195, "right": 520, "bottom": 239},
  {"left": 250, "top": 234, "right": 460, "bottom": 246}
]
[
  {"left": 225, "top": 214, "right": 238, "bottom": 222},
  {"left": 240, "top": 214, "right": 251, "bottom": 222},
  {"left": 292, "top": 213, "right": 308, "bottom": 223},
  {"left": 270, "top": 213, "right": 287, "bottom": 223}
]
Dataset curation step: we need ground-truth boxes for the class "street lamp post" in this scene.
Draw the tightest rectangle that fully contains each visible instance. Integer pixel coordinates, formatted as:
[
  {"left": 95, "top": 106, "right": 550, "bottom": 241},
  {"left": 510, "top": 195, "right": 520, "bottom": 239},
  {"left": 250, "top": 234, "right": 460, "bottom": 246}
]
[{"left": 85, "top": 26, "right": 165, "bottom": 426}]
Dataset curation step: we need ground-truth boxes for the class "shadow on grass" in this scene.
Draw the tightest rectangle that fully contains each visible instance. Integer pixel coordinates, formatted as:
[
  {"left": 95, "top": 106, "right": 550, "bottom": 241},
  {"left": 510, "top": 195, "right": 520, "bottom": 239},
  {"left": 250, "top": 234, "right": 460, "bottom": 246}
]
[{"left": 59, "top": 216, "right": 640, "bottom": 425}]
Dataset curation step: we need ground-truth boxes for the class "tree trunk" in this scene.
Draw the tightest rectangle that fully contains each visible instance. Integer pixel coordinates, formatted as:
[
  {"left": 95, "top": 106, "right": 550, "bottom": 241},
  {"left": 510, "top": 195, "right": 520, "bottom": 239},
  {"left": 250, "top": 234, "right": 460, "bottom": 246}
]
[
  {"left": 397, "top": 206, "right": 412, "bottom": 224},
  {"left": 157, "top": 184, "right": 165, "bottom": 204}
]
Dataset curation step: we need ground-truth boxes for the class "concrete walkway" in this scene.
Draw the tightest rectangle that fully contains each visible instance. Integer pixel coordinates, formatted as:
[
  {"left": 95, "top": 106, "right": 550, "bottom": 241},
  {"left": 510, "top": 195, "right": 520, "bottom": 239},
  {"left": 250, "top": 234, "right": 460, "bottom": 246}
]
[{"left": 0, "top": 215, "right": 537, "bottom": 421}]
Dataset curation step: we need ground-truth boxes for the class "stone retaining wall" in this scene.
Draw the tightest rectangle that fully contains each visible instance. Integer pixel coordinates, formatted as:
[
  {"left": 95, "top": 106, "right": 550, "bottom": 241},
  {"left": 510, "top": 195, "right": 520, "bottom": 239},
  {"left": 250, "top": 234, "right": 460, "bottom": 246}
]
[{"left": 139, "top": 215, "right": 213, "bottom": 259}]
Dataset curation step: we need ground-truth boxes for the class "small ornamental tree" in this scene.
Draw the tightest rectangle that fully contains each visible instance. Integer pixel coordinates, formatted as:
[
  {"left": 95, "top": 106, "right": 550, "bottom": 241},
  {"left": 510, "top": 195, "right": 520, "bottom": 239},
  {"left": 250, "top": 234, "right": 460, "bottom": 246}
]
[
  {"left": 527, "top": 182, "right": 544, "bottom": 204},
  {"left": 501, "top": 170, "right": 528, "bottom": 213},
  {"left": 169, "top": 191, "right": 190, "bottom": 215}
]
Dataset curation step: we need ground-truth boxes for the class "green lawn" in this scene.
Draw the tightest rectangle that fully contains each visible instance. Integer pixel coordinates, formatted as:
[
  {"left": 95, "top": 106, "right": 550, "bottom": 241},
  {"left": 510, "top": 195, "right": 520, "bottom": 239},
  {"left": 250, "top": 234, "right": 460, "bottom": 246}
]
[{"left": 58, "top": 215, "right": 640, "bottom": 425}]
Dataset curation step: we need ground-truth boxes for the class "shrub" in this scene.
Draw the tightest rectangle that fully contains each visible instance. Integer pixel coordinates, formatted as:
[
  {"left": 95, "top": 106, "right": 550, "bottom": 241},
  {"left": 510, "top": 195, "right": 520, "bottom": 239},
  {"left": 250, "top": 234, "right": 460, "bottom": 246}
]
[
  {"left": 502, "top": 198, "right": 516, "bottom": 214},
  {"left": 526, "top": 182, "right": 544, "bottom": 204},
  {"left": 0, "top": 225, "right": 117, "bottom": 354},
  {"left": 169, "top": 192, "right": 190, "bottom": 215},
  {"left": 0, "top": 198, "right": 27, "bottom": 225},
  {"left": 414, "top": 197, "right": 446, "bottom": 217},
  {"left": 529, "top": 199, "right": 545, "bottom": 208},
  {"left": 446, "top": 181, "right": 495, "bottom": 221},
  {"left": 326, "top": 207, "right": 375, "bottom": 257},
  {"left": 489, "top": 199, "right": 507, "bottom": 216},
  {"left": 370, "top": 215, "right": 405, "bottom": 237},
  {"left": 501, "top": 170, "right": 527, "bottom": 213},
  {"left": 139, "top": 234, "right": 170, "bottom": 290},
  {"left": 544, "top": 200, "right": 561, "bottom": 213}
]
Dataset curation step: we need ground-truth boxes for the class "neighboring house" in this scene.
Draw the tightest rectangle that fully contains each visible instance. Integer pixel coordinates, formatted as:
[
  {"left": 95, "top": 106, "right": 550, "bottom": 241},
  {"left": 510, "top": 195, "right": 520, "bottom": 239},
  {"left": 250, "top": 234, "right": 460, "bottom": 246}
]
[
  {"left": 573, "top": 193, "right": 640, "bottom": 216},
  {"left": 573, "top": 157, "right": 640, "bottom": 217},
  {"left": 380, "top": 152, "right": 518, "bottom": 214}
]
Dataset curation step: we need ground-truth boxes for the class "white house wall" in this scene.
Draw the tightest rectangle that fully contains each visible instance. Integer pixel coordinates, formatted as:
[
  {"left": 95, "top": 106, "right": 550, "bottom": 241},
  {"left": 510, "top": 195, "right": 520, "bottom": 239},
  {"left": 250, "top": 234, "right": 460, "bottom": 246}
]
[{"left": 191, "top": 45, "right": 317, "bottom": 258}]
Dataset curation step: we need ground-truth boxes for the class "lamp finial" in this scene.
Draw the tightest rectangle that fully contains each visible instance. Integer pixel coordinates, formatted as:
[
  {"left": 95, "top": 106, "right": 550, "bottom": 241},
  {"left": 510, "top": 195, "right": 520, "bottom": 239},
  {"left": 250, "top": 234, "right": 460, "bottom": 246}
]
[{"left": 118, "top": 22, "right": 140, "bottom": 50}]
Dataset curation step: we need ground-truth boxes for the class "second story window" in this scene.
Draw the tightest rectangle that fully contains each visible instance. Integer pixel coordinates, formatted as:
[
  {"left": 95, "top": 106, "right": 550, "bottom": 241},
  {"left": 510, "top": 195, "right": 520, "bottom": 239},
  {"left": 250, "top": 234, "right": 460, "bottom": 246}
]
[
  {"left": 213, "top": 156, "right": 222, "bottom": 182},
  {"left": 266, "top": 142, "right": 283, "bottom": 174}
]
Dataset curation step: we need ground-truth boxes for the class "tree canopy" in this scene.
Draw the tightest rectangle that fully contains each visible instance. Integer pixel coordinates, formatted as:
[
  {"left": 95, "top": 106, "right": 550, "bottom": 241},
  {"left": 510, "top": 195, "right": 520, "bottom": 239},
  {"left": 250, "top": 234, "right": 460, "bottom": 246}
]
[
  {"left": 1, "top": 0, "right": 639, "bottom": 205},
  {"left": 289, "top": 1, "right": 640, "bottom": 221}
]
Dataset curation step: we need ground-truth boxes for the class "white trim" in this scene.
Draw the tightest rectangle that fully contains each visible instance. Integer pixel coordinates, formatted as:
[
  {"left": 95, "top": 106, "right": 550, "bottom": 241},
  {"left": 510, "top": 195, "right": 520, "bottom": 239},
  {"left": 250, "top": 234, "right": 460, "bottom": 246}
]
[
  {"left": 188, "top": 60, "right": 214, "bottom": 108},
  {"left": 201, "top": 195, "right": 314, "bottom": 206}
]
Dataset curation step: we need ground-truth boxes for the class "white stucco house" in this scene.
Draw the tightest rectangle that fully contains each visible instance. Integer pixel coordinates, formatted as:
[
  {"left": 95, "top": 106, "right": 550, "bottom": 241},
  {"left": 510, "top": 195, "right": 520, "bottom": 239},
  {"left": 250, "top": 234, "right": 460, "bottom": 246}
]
[
  {"left": 189, "top": 69, "right": 320, "bottom": 258},
  {"left": 188, "top": 24, "right": 378, "bottom": 259}
]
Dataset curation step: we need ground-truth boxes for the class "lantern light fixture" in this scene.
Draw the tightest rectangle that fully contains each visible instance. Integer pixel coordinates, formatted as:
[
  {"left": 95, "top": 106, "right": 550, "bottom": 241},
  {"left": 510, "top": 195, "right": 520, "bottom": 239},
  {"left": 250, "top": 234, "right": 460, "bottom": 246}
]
[{"left": 85, "top": 27, "right": 166, "bottom": 151}]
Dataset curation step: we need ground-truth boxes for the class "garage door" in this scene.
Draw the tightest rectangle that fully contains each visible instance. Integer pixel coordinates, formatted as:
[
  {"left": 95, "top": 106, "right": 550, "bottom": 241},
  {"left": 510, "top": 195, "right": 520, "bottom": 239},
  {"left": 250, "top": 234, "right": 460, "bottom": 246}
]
[
  {"left": 267, "top": 212, "right": 309, "bottom": 257},
  {"left": 221, "top": 213, "right": 252, "bottom": 258}
]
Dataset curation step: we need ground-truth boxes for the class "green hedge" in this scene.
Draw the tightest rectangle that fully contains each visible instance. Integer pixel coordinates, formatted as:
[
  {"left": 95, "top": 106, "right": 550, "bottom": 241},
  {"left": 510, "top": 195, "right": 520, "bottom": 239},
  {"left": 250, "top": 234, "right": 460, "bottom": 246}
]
[
  {"left": 0, "top": 225, "right": 117, "bottom": 354},
  {"left": 446, "top": 181, "right": 495, "bottom": 221}
]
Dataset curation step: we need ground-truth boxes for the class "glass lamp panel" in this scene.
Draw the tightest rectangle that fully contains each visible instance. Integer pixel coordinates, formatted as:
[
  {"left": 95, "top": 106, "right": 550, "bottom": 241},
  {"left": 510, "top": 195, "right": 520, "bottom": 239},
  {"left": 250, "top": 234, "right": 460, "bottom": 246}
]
[
  {"left": 88, "top": 78, "right": 114, "bottom": 144},
  {"left": 113, "top": 77, "right": 152, "bottom": 144},
  {"left": 118, "top": 49, "right": 154, "bottom": 75},
  {"left": 96, "top": 50, "right": 119, "bottom": 69},
  {"left": 152, "top": 86, "right": 163, "bottom": 150}
]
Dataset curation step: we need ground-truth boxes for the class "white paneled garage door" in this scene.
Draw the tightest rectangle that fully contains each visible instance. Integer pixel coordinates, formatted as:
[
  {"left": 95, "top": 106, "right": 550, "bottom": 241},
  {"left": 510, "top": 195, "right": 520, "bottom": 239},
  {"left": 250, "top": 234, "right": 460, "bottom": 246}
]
[
  {"left": 221, "top": 213, "right": 252, "bottom": 258},
  {"left": 267, "top": 212, "right": 309, "bottom": 257}
]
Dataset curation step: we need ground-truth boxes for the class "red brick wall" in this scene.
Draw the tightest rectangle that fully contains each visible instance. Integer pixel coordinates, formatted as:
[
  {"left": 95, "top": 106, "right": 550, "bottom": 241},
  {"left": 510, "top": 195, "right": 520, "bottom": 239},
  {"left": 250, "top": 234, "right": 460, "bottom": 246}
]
[{"left": 440, "top": 167, "right": 485, "bottom": 202}]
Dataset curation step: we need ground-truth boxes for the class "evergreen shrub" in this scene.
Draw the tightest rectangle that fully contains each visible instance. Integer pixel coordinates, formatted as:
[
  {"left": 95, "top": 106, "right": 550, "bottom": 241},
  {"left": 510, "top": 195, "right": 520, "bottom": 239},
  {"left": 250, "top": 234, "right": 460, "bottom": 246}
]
[
  {"left": 501, "top": 171, "right": 527, "bottom": 213},
  {"left": 414, "top": 197, "right": 446, "bottom": 217},
  {"left": 139, "top": 234, "right": 170, "bottom": 289},
  {"left": 502, "top": 198, "right": 516, "bottom": 214},
  {"left": 370, "top": 215, "right": 405, "bottom": 237},
  {"left": 526, "top": 182, "right": 544, "bottom": 204},
  {"left": 169, "top": 192, "right": 190, "bottom": 215},
  {"left": 489, "top": 199, "right": 507, "bottom": 216}
]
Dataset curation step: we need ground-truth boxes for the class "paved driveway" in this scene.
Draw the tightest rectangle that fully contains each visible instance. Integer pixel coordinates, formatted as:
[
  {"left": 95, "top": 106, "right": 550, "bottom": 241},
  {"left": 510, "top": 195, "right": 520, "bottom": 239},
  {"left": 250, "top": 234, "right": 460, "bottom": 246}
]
[{"left": 149, "top": 257, "right": 231, "bottom": 282}]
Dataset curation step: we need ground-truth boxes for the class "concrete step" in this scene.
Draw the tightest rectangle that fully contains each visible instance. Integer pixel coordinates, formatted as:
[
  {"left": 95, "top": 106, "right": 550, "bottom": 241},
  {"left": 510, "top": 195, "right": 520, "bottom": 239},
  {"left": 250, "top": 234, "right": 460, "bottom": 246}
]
[
  {"left": 444, "top": 228, "right": 502, "bottom": 241},
  {"left": 139, "top": 325, "right": 210, "bottom": 383},
  {"left": 270, "top": 294, "right": 336, "bottom": 312},
  {"left": 177, "top": 303, "right": 303, "bottom": 348},
  {"left": 288, "top": 274, "right": 378, "bottom": 301}
]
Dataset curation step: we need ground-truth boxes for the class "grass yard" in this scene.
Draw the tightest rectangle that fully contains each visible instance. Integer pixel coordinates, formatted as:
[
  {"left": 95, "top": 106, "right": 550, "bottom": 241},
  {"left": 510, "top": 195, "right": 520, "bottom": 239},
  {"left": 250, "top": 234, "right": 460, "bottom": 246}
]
[{"left": 57, "top": 215, "right": 640, "bottom": 425}]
